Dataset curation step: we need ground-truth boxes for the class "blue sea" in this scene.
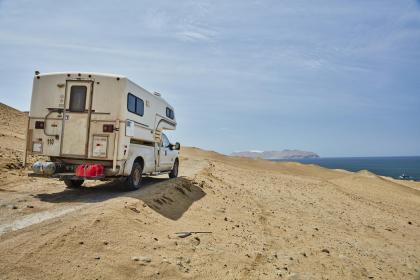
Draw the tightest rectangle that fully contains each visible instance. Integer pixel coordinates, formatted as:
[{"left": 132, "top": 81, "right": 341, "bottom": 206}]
[{"left": 272, "top": 156, "right": 420, "bottom": 181}]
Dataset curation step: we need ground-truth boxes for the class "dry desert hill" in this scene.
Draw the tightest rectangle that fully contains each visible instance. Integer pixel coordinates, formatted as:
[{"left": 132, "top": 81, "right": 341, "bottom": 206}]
[{"left": 0, "top": 102, "right": 419, "bottom": 280}]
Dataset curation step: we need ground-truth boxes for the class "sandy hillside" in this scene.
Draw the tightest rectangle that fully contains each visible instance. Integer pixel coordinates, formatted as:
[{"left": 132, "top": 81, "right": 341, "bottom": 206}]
[
  {"left": 0, "top": 103, "right": 26, "bottom": 170},
  {"left": 0, "top": 104, "right": 419, "bottom": 280}
]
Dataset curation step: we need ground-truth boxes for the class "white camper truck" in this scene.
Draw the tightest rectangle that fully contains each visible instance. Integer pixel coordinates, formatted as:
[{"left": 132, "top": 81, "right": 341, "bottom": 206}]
[{"left": 25, "top": 72, "right": 180, "bottom": 190}]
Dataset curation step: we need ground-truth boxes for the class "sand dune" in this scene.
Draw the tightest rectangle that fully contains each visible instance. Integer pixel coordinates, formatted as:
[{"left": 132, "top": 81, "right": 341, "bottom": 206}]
[{"left": 0, "top": 104, "right": 419, "bottom": 279}]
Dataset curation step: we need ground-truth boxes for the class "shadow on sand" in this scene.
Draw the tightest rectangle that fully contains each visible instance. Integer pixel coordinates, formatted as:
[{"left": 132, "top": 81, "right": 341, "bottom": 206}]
[{"left": 35, "top": 176, "right": 206, "bottom": 220}]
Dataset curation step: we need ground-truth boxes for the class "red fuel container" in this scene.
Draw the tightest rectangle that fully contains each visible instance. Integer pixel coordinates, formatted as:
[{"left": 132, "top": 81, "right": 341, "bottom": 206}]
[
  {"left": 96, "top": 164, "right": 104, "bottom": 176},
  {"left": 75, "top": 164, "right": 87, "bottom": 177},
  {"left": 85, "top": 164, "right": 104, "bottom": 177},
  {"left": 75, "top": 164, "right": 104, "bottom": 177}
]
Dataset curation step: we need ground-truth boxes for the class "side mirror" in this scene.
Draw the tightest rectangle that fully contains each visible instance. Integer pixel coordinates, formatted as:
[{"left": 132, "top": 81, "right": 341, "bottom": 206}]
[{"left": 171, "top": 142, "right": 180, "bottom": 150}]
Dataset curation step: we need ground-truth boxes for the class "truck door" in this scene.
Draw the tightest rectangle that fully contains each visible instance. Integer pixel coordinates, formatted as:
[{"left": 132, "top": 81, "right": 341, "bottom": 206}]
[
  {"left": 158, "top": 133, "right": 173, "bottom": 171},
  {"left": 61, "top": 81, "right": 93, "bottom": 157}
]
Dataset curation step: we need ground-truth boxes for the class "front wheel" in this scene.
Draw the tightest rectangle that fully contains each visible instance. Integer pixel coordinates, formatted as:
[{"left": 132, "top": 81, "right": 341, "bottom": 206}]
[
  {"left": 169, "top": 159, "right": 179, "bottom": 178},
  {"left": 123, "top": 162, "right": 143, "bottom": 191},
  {"left": 64, "top": 179, "right": 84, "bottom": 189}
]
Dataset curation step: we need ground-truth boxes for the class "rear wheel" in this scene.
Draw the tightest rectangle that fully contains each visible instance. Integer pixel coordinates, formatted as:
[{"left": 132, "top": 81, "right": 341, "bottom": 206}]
[
  {"left": 64, "top": 179, "right": 84, "bottom": 189},
  {"left": 124, "top": 162, "right": 143, "bottom": 191},
  {"left": 169, "top": 159, "right": 179, "bottom": 178}
]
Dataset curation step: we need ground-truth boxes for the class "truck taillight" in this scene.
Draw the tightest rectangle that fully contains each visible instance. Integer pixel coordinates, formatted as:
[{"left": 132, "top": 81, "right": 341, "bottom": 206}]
[
  {"left": 35, "top": 121, "right": 45, "bottom": 129},
  {"left": 103, "top": 124, "right": 114, "bottom": 133}
]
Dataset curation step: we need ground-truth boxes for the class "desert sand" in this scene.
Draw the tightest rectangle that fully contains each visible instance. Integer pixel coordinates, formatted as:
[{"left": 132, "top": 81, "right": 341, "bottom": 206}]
[{"left": 0, "top": 102, "right": 419, "bottom": 280}]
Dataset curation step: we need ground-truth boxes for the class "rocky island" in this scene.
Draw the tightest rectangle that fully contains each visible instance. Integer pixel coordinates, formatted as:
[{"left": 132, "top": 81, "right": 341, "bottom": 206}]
[{"left": 231, "top": 149, "right": 320, "bottom": 159}]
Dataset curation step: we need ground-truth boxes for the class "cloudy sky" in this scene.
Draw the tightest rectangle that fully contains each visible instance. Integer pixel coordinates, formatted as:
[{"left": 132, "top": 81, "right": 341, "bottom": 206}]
[{"left": 0, "top": 0, "right": 419, "bottom": 157}]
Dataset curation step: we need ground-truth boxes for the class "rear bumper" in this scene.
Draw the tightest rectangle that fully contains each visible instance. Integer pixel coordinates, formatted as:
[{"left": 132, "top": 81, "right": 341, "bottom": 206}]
[{"left": 28, "top": 172, "right": 108, "bottom": 181}]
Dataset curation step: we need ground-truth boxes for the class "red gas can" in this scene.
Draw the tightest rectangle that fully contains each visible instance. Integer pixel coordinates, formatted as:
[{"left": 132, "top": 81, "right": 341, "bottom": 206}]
[
  {"left": 96, "top": 164, "right": 104, "bottom": 176},
  {"left": 75, "top": 164, "right": 104, "bottom": 177},
  {"left": 85, "top": 164, "right": 96, "bottom": 177},
  {"left": 75, "top": 164, "right": 87, "bottom": 177},
  {"left": 85, "top": 164, "right": 104, "bottom": 177}
]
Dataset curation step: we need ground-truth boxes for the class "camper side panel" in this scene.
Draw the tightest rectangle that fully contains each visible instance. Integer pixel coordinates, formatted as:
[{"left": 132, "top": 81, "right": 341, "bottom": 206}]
[
  {"left": 122, "top": 81, "right": 155, "bottom": 142},
  {"left": 113, "top": 81, "right": 157, "bottom": 175},
  {"left": 116, "top": 80, "right": 175, "bottom": 175}
]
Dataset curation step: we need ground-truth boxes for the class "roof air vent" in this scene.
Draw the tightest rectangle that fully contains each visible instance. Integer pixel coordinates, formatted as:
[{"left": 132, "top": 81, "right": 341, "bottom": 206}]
[{"left": 153, "top": 92, "right": 162, "bottom": 97}]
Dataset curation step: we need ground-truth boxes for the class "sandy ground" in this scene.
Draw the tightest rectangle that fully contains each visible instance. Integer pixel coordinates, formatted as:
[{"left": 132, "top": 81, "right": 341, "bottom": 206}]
[{"left": 0, "top": 103, "right": 419, "bottom": 280}]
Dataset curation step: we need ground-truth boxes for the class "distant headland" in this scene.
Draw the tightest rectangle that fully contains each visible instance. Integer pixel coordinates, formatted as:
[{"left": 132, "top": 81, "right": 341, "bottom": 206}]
[{"left": 231, "top": 149, "right": 320, "bottom": 159}]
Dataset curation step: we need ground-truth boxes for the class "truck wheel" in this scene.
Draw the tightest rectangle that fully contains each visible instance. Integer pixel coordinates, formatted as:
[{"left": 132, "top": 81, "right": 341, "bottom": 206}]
[
  {"left": 124, "top": 162, "right": 143, "bottom": 191},
  {"left": 169, "top": 159, "right": 179, "bottom": 178},
  {"left": 64, "top": 179, "right": 84, "bottom": 189}
]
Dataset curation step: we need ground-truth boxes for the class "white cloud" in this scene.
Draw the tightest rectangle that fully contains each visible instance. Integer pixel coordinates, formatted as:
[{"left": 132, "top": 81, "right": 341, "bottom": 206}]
[
  {"left": 175, "top": 31, "right": 211, "bottom": 42},
  {"left": 0, "top": 0, "right": 419, "bottom": 156}
]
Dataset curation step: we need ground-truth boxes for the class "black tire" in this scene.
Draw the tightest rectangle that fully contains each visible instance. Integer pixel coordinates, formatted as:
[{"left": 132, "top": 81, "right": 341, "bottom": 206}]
[
  {"left": 64, "top": 179, "right": 84, "bottom": 189},
  {"left": 169, "top": 159, "right": 179, "bottom": 178},
  {"left": 124, "top": 162, "right": 143, "bottom": 191}
]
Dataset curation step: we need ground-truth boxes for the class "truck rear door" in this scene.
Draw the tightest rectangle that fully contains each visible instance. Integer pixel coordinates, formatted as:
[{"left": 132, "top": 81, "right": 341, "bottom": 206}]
[{"left": 60, "top": 81, "right": 93, "bottom": 157}]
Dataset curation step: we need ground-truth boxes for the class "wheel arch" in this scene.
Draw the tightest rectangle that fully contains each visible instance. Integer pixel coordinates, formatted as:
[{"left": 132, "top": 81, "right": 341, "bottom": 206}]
[
  {"left": 123, "top": 145, "right": 155, "bottom": 176},
  {"left": 134, "top": 156, "right": 144, "bottom": 168},
  {"left": 172, "top": 157, "right": 179, "bottom": 168},
  {"left": 169, "top": 157, "right": 179, "bottom": 178},
  {"left": 123, "top": 155, "right": 145, "bottom": 176}
]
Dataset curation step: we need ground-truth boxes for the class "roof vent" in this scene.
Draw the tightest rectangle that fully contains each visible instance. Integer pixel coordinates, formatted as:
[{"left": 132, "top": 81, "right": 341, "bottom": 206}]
[{"left": 153, "top": 92, "right": 162, "bottom": 97}]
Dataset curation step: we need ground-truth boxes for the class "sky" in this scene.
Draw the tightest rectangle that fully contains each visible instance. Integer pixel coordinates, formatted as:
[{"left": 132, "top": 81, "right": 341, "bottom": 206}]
[{"left": 0, "top": 0, "right": 419, "bottom": 157}]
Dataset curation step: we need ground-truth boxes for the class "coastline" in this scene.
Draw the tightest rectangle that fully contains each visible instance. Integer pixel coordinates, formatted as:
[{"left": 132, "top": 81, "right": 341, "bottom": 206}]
[{"left": 271, "top": 156, "right": 420, "bottom": 182}]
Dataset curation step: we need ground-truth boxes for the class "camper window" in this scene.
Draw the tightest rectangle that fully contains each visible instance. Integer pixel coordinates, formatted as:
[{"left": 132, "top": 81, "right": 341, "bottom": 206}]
[
  {"left": 69, "top": 86, "right": 87, "bottom": 112},
  {"left": 127, "top": 94, "right": 136, "bottom": 113},
  {"left": 136, "top": 98, "right": 144, "bottom": 116},
  {"left": 166, "top": 107, "right": 174, "bottom": 119},
  {"left": 127, "top": 93, "right": 144, "bottom": 116}
]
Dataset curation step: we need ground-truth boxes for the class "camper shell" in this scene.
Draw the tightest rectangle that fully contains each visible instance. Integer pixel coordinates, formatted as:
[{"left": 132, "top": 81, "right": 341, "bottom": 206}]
[{"left": 25, "top": 72, "right": 180, "bottom": 190}]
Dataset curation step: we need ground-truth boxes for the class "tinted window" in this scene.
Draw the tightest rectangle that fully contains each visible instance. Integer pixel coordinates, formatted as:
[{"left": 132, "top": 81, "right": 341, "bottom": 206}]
[
  {"left": 69, "top": 86, "right": 87, "bottom": 112},
  {"left": 136, "top": 98, "right": 144, "bottom": 116},
  {"left": 127, "top": 93, "right": 144, "bottom": 117},
  {"left": 166, "top": 107, "right": 174, "bottom": 119},
  {"left": 127, "top": 94, "right": 136, "bottom": 113}
]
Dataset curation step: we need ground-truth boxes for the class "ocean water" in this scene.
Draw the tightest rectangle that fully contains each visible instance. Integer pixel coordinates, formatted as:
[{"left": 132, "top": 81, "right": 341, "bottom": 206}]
[{"left": 272, "top": 156, "right": 420, "bottom": 181}]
